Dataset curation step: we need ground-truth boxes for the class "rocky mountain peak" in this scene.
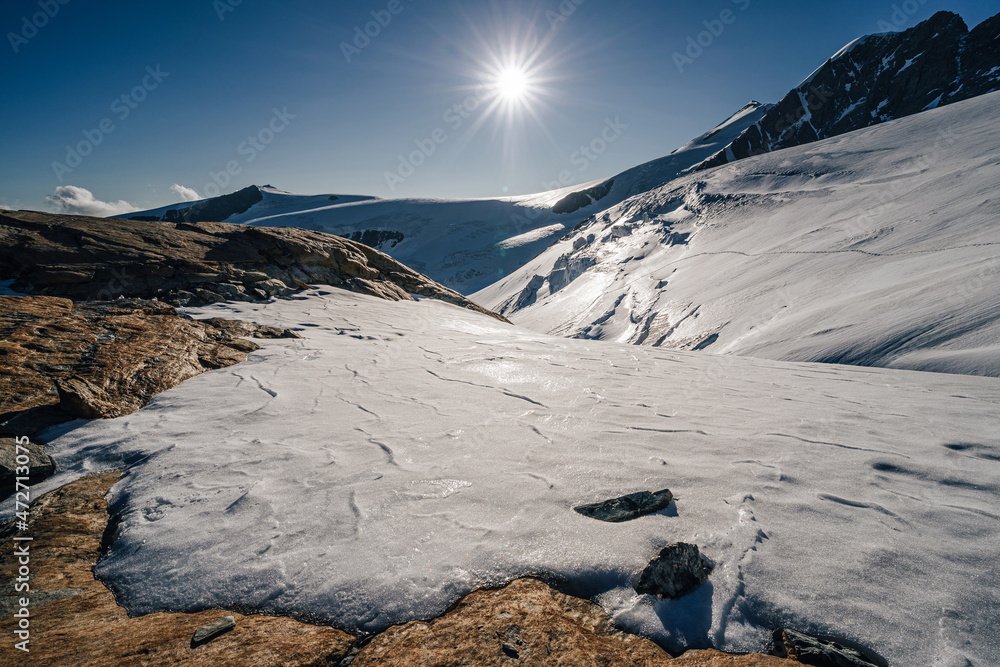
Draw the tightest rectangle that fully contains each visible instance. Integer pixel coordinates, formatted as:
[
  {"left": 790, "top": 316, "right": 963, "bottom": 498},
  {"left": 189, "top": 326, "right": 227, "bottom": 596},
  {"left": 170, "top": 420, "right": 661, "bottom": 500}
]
[{"left": 696, "top": 10, "right": 1000, "bottom": 171}]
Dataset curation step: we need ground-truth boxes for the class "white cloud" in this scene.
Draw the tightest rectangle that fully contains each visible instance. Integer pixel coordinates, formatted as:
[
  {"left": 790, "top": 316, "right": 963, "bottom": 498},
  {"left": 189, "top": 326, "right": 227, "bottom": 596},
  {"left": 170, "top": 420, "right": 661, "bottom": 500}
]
[
  {"left": 170, "top": 183, "right": 201, "bottom": 202},
  {"left": 45, "top": 185, "right": 138, "bottom": 217},
  {"left": 0, "top": 203, "right": 12, "bottom": 211}
]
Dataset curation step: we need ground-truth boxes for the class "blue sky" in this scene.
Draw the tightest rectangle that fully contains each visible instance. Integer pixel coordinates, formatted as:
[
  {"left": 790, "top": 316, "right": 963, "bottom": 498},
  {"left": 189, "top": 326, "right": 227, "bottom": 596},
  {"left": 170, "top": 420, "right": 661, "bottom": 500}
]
[{"left": 1, "top": 0, "right": 997, "bottom": 214}]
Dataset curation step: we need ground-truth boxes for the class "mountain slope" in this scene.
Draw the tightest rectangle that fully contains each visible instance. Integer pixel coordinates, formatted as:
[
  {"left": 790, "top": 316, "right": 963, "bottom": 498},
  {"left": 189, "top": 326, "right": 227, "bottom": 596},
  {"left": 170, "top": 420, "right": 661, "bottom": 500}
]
[
  {"left": 696, "top": 11, "right": 1000, "bottom": 171},
  {"left": 474, "top": 91, "right": 1000, "bottom": 377},
  {"left": 548, "top": 102, "right": 771, "bottom": 215}
]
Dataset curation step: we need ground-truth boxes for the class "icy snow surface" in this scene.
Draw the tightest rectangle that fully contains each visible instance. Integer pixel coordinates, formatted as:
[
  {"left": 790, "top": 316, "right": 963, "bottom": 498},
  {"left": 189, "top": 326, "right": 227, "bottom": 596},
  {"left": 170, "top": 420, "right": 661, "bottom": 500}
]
[
  {"left": 23, "top": 290, "right": 1000, "bottom": 665},
  {"left": 476, "top": 91, "right": 1000, "bottom": 377}
]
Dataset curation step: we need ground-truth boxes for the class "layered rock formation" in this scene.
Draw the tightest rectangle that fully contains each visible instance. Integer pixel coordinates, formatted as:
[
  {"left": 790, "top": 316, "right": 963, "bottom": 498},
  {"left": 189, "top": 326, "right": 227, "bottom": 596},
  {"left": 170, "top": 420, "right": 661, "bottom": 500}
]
[
  {"left": 697, "top": 11, "right": 1000, "bottom": 170},
  {"left": 0, "top": 296, "right": 296, "bottom": 428},
  {"left": 0, "top": 209, "right": 508, "bottom": 321}
]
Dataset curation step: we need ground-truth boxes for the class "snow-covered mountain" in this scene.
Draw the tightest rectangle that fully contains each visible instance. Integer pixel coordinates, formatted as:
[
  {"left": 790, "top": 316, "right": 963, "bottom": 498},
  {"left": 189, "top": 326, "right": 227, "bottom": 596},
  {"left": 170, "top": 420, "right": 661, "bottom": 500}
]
[
  {"left": 697, "top": 11, "right": 1000, "bottom": 171},
  {"left": 474, "top": 91, "right": 1000, "bottom": 377},
  {"left": 545, "top": 101, "right": 771, "bottom": 215},
  {"left": 119, "top": 103, "right": 770, "bottom": 295}
]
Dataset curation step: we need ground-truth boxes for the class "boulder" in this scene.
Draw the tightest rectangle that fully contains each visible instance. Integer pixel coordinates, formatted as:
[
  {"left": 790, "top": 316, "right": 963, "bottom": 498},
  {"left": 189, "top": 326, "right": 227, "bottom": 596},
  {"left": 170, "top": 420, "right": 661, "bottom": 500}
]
[
  {"left": 635, "top": 543, "right": 714, "bottom": 600},
  {"left": 574, "top": 488, "right": 674, "bottom": 522}
]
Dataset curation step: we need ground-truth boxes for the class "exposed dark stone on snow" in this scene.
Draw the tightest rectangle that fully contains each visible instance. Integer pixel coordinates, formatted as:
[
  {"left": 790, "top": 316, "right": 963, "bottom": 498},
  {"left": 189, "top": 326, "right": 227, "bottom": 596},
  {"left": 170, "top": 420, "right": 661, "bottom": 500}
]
[
  {"left": 635, "top": 543, "right": 714, "bottom": 600},
  {"left": 772, "top": 628, "right": 883, "bottom": 667},
  {"left": 191, "top": 616, "right": 237, "bottom": 647},
  {"left": 553, "top": 179, "right": 615, "bottom": 214},
  {"left": 574, "top": 488, "right": 673, "bottom": 522},
  {"left": 697, "top": 11, "right": 1000, "bottom": 171},
  {"left": 0, "top": 209, "right": 508, "bottom": 322}
]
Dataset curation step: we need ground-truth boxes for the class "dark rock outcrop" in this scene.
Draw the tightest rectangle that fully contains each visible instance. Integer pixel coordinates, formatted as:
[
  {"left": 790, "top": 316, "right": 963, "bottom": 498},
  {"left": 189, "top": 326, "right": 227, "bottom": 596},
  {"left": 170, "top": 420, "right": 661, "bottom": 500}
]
[
  {"left": 130, "top": 184, "right": 264, "bottom": 224},
  {"left": 772, "top": 628, "right": 883, "bottom": 667},
  {"left": 574, "top": 488, "right": 674, "bottom": 522},
  {"left": 697, "top": 11, "right": 1000, "bottom": 171},
  {"left": 0, "top": 209, "right": 508, "bottom": 321},
  {"left": 345, "top": 228, "right": 406, "bottom": 250},
  {"left": 635, "top": 543, "right": 714, "bottom": 600},
  {"left": 0, "top": 473, "right": 357, "bottom": 666},
  {"left": 553, "top": 179, "right": 615, "bottom": 214}
]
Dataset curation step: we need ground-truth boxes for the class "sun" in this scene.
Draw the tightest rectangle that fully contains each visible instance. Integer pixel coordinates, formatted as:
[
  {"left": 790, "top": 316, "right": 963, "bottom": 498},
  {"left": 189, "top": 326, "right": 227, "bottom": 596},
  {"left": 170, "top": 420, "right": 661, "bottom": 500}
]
[{"left": 495, "top": 66, "right": 530, "bottom": 102}]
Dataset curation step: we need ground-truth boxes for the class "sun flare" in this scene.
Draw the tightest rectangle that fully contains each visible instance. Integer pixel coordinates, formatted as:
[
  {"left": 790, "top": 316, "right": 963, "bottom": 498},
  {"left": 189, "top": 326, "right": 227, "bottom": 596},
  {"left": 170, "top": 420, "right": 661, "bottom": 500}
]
[{"left": 495, "top": 66, "right": 530, "bottom": 102}]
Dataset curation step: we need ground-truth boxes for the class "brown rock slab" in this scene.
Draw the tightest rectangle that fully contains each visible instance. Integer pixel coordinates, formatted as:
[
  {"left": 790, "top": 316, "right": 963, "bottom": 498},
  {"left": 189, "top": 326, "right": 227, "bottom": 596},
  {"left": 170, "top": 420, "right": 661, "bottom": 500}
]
[
  {"left": 0, "top": 436, "right": 54, "bottom": 489},
  {"left": 352, "top": 578, "right": 801, "bottom": 667},
  {"left": 0, "top": 472, "right": 356, "bottom": 666},
  {"left": 0, "top": 209, "right": 508, "bottom": 322},
  {"left": 672, "top": 649, "right": 806, "bottom": 666},
  {"left": 0, "top": 295, "right": 297, "bottom": 428}
]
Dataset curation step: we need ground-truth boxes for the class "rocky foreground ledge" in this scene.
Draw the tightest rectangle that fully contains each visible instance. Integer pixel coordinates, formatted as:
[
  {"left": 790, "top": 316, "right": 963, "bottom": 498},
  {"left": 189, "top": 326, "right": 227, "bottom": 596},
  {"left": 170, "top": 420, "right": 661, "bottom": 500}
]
[{"left": 0, "top": 210, "right": 508, "bottom": 322}]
